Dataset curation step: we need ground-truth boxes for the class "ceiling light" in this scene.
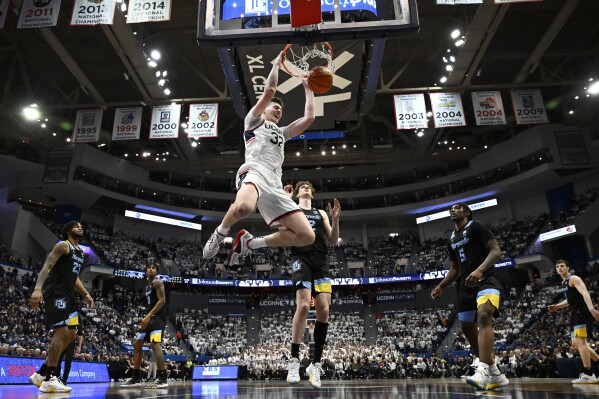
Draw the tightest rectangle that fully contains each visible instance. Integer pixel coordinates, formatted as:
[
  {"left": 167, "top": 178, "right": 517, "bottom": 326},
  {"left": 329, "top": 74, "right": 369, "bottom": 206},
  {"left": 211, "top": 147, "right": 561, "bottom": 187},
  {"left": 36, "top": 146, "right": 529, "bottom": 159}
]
[
  {"left": 191, "top": 141, "right": 198, "bottom": 148},
  {"left": 164, "top": 88, "right": 171, "bottom": 95},
  {"left": 124, "top": 154, "right": 128, "bottom": 157},
  {"left": 449, "top": 56, "right": 455, "bottom": 63},
  {"left": 321, "top": 151, "right": 326, "bottom": 155},
  {"left": 575, "top": 96, "right": 579, "bottom": 100},
  {"left": 52, "top": 132, "right": 56, "bottom": 136},
  {"left": 342, "top": 144, "right": 347, "bottom": 149},
  {"left": 181, "top": 123, "right": 188, "bottom": 128},
  {"left": 158, "top": 79, "right": 166, "bottom": 86},
  {"left": 296, "top": 152, "right": 300, "bottom": 156},
  {"left": 569, "top": 110, "right": 574, "bottom": 114},
  {"left": 449, "top": 147, "right": 452, "bottom": 150},
  {"left": 332, "top": 151, "right": 336, "bottom": 155},
  {"left": 41, "top": 123, "right": 46, "bottom": 128},
  {"left": 23, "top": 106, "right": 41, "bottom": 121},
  {"left": 162, "top": 71, "right": 168, "bottom": 77},
  {"left": 150, "top": 50, "right": 161, "bottom": 60},
  {"left": 451, "top": 29, "right": 461, "bottom": 39},
  {"left": 588, "top": 81, "right": 599, "bottom": 94},
  {"left": 455, "top": 39, "right": 465, "bottom": 47},
  {"left": 484, "top": 145, "right": 488, "bottom": 149},
  {"left": 446, "top": 65, "right": 453, "bottom": 72},
  {"left": 155, "top": 71, "right": 161, "bottom": 77},
  {"left": 417, "top": 132, "right": 424, "bottom": 137},
  {"left": 120, "top": 3, "right": 127, "bottom": 12},
  {"left": 443, "top": 57, "right": 448, "bottom": 63},
  {"left": 440, "top": 76, "right": 447, "bottom": 83},
  {"left": 66, "top": 138, "right": 71, "bottom": 142},
  {"left": 148, "top": 60, "right": 157, "bottom": 68}
]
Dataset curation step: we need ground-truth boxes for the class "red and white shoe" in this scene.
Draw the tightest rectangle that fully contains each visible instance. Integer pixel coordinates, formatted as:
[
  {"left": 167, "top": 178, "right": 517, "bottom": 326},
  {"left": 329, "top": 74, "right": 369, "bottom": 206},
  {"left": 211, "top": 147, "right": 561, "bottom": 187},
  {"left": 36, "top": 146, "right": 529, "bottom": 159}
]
[{"left": 228, "top": 229, "right": 253, "bottom": 265}]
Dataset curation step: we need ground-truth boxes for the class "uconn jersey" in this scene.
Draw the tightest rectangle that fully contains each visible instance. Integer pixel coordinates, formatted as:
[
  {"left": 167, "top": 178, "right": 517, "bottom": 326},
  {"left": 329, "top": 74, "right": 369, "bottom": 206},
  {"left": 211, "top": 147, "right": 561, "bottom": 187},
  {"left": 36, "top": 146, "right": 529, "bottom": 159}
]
[{"left": 242, "top": 112, "right": 291, "bottom": 179}]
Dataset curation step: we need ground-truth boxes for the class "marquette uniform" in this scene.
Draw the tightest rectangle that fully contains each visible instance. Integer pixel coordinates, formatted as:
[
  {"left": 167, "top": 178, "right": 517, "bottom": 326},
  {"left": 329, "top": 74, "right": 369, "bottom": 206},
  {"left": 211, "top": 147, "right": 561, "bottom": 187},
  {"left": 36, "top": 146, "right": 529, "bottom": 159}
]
[
  {"left": 43, "top": 241, "right": 84, "bottom": 329},
  {"left": 448, "top": 220, "right": 502, "bottom": 322},
  {"left": 291, "top": 207, "right": 332, "bottom": 295},
  {"left": 137, "top": 277, "right": 167, "bottom": 343},
  {"left": 236, "top": 112, "right": 301, "bottom": 227},
  {"left": 563, "top": 275, "right": 594, "bottom": 339}
]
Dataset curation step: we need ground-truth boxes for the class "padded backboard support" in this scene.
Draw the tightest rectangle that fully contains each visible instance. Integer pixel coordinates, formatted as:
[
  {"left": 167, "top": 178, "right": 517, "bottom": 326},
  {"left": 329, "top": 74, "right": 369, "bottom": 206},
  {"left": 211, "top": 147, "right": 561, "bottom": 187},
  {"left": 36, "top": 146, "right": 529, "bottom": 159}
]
[{"left": 291, "top": 0, "right": 323, "bottom": 28}]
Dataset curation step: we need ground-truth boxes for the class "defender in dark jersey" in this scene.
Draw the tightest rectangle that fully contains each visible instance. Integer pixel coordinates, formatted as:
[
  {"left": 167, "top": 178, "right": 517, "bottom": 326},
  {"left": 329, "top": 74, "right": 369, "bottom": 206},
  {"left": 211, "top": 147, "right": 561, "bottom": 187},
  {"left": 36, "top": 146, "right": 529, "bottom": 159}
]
[
  {"left": 121, "top": 264, "right": 168, "bottom": 388},
  {"left": 29, "top": 221, "right": 94, "bottom": 393},
  {"left": 58, "top": 320, "right": 84, "bottom": 385},
  {"left": 431, "top": 203, "right": 508, "bottom": 390},
  {"left": 548, "top": 259, "right": 599, "bottom": 384},
  {"left": 283, "top": 181, "right": 340, "bottom": 389}
]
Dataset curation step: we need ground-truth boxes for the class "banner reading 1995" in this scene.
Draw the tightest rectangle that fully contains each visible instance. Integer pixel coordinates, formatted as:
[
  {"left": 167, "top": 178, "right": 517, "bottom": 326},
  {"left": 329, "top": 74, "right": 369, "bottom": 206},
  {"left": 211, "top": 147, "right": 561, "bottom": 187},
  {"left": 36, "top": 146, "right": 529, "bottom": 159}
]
[
  {"left": 149, "top": 104, "right": 181, "bottom": 139},
  {"left": 126, "top": 0, "right": 172, "bottom": 23},
  {"left": 73, "top": 109, "right": 103, "bottom": 143},
  {"left": 18, "top": 0, "right": 62, "bottom": 29},
  {"left": 70, "top": 0, "right": 116, "bottom": 26},
  {"left": 429, "top": 92, "right": 466, "bottom": 128},
  {"left": 188, "top": 104, "right": 218, "bottom": 138},
  {"left": 393, "top": 94, "right": 428, "bottom": 130}
]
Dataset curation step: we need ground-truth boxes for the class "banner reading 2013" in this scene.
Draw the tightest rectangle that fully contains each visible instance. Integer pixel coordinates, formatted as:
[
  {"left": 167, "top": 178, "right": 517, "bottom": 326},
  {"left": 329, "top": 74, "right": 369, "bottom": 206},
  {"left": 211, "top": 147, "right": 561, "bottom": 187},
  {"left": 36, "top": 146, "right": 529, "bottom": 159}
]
[
  {"left": 18, "top": 0, "right": 62, "bottom": 29},
  {"left": 70, "top": 0, "right": 116, "bottom": 26},
  {"left": 149, "top": 104, "right": 180, "bottom": 139},
  {"left": 393, "top": 94, "right": 428, "bottom": 130},
  {"left": 429, "top": 92, "right": 466, "bottom": 128},
  {"left": 188, "top": 104, "right": 218, "bottom": 138},
  {"left": 126, "top": 0, "right": 171, "bottom": 23},
  {"left": 73, "top": 109, "right": 103, "bottom": 143}
]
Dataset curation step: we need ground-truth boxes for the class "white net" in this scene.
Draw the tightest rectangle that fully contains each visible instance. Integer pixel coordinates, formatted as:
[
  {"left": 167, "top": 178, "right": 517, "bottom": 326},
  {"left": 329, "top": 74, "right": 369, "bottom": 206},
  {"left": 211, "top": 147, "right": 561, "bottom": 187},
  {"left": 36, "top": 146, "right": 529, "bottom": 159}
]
[{"left": 282, "top": 42, "right": 335, "bottom": 76}]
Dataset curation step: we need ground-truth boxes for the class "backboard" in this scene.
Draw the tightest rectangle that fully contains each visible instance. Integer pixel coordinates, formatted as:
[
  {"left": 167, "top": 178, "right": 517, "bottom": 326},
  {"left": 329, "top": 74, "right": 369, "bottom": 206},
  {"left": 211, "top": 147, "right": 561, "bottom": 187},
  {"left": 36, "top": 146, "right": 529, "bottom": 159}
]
[{"left": 197, "top": 0, "right": 420, "bottom": 46}]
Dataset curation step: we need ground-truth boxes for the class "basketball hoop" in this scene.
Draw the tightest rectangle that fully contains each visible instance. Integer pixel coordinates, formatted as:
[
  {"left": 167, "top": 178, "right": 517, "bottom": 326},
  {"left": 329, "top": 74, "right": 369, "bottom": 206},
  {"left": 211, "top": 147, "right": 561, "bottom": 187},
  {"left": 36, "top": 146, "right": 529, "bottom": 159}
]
[{"left": 281, "top": 42, "right": 334, "bottom": 78}]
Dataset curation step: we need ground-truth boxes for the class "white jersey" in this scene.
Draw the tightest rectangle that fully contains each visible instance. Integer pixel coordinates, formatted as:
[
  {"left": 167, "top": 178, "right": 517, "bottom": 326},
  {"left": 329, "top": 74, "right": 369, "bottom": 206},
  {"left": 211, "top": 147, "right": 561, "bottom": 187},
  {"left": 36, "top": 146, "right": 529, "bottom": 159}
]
[{"left": 243, "top": 112, "right": 291, "bottom": 180}]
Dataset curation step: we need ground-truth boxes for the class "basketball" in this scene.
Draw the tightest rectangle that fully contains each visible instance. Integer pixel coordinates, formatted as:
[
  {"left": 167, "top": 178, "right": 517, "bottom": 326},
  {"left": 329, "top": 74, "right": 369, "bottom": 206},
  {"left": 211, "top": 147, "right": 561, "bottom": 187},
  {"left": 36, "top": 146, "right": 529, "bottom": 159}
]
[{"left": 308, "top": 66, "right": 333, "bottom": 94}]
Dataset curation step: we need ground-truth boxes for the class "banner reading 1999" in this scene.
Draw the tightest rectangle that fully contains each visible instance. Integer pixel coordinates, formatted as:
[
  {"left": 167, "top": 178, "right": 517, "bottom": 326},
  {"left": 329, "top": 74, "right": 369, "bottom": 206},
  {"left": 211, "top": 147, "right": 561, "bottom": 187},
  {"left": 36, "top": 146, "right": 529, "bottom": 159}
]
[{"left": 393, "top": 94, "right": 428, "bottom": 130}]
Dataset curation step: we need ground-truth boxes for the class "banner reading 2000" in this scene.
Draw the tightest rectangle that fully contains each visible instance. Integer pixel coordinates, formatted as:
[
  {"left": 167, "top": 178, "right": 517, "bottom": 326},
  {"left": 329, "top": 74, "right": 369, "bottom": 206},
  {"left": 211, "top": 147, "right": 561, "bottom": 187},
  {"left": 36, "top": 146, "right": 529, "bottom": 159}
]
[
  {"left": 188, "top": 104, "right": 218, "bottom": 138},
  {"left": 149, "top": 104, "right": 181, "bottom": 139}
]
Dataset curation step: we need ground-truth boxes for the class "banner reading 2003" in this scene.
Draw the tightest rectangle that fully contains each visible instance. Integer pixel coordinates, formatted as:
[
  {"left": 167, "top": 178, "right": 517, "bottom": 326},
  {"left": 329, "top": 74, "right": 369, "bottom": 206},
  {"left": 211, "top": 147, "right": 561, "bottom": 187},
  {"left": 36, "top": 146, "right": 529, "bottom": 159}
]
[
  {"left": 429, "top": 92, "right": 466, "bottom": 128},
  {"left": 188, "top": 104, "right": 218, "bottom": 138},
  {"left": 393, "top": 94, "right": 428, "bottom": 130}
]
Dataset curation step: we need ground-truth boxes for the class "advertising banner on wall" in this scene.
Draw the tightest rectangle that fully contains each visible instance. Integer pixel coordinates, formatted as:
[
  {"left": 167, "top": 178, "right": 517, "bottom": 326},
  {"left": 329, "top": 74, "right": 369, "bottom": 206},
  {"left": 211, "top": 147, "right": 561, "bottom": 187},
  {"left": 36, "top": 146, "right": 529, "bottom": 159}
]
[
  {"left": 429, "top": 92, "right": 466, "bottom": 128},
  {"left": 73, "top": 109, "right": 103, "bottom": 143},
  {"left": 393, "top": 94, "right": 428, "bottom": 130},
  {"left": 149, "top": 104, "right": 181, "bottom": 139},
  {"left": 112, "top": 107, "right": 142, "bottom": 141},
  {"left": 510, "top": 89, "right": 549, "bottom": 125},
  {"left": 0, "top": 356, "right": 109, "bottom": 384},
  {"left": 126, "top": 0, "right": 172, "bottom": 23},
  {"left": 18, "top": 0, "right": 62, "bottom": 29},
  {"left": 192, "top": 366, "right": 239, "bottom": 380},
  {"left": 70, "top": 0, "right": 116, "bottom": 25},
  {"left": 471, "top": 91, "right": 507, "bottom": 125},
  {"left": 188, "top": 104, "right": 218, "bottom": 138}
]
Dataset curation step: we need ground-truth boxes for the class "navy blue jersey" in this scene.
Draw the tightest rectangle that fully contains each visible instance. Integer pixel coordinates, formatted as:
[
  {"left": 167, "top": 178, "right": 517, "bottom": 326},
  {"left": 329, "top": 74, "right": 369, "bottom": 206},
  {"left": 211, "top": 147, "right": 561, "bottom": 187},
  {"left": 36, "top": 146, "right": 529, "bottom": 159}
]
[
  {"left": 290, "top": 207, "right": 328, "bottom": 256},
  {"left": 44, "top": 241, "right": 84, "bottom": 296},
  {"left": 563, "top": 275, "right": 585, "bottom": 310},
  {"left": 448, "top": 220, "right": 496, "bottom": 287},
  {"left": 146, "top": 277, "right": 167, "bottom": 319}
]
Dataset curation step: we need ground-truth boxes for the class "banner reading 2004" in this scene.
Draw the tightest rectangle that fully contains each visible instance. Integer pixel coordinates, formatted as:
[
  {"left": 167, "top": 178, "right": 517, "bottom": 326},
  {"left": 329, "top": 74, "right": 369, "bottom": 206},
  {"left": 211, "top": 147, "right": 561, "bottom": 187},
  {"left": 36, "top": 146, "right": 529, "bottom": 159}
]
[
  {"left": 429, "top": 92, "right": 466, "bottom": 128},
  {"left": 188, "top": 104, "right": 218, "bottom": 138}
]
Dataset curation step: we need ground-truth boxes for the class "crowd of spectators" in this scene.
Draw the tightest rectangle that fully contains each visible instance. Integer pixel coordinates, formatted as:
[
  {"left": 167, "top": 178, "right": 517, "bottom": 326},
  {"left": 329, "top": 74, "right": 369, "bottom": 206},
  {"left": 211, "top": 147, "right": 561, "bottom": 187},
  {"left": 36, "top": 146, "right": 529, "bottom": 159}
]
[
  {"left": 370, "top": 234, "right": 415, "bottom": 276},
  {"left": 377, "top": 309, "right": 451, "bottom": 353},
  {"left": 544, "top": 187, "right": 599, "bottom": 231},
  {"left": 492, "top": 216, "right": 547, "bottom": 259},
  {"left": 416, "top": 237, "right": 449, "bottom": 273}
]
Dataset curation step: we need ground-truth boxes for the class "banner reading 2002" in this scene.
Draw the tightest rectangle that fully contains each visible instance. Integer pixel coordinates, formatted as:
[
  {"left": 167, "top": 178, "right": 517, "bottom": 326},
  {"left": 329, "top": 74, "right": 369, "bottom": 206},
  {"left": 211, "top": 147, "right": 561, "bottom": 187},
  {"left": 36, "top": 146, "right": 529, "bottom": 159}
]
[
  {"left": 429, "top": 92, "right": 466, "bottom": 128},
  {"left": 149, "top": 104, "right": 181, "bottom": 139},
  {"left": 188, "top": 104, "right": 218, "bottom": 138}
]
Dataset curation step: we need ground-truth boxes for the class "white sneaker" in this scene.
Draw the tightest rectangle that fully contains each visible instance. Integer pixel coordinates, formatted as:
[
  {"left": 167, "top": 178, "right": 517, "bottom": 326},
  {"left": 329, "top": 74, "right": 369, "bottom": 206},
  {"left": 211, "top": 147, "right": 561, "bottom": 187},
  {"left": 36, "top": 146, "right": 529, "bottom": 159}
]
[
  {"left": 572, "top": 372, "right": 598, "bottom": 384},
  {"left": 39, "top": 376, "right": 72, "bottom": 393},
  {"left": 146, "top": 378, "right": 168, "bottom": 388},
  {"left": 228, "top": 229, "right": 253, "bottom": 265},
  {"left": 307, "top": 362, "right": 323, "bottom": 389},
  {"left": 28, "top": 371, "right": 44, "bottom": 387},
  {"left": 466, "top": 365, "right": 489, "bottom": 390},
  {"left": 120, "top": 378, "right": 142, "bottom": 387},
  {"left": 486, "top": 373, "right": 509, "bottom": 389},
  {"left": 286, "top": 357, "right": 300, "bottom": 384},
  {"left": 203, "top": 228, "right": 228, "bottom": 259}
]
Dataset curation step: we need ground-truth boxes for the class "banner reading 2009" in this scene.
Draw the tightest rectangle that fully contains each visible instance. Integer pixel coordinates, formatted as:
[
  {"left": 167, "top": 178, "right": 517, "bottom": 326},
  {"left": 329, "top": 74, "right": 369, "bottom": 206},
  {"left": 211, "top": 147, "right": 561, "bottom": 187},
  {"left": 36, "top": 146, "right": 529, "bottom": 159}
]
[
  {"left": 429, "top": 92, "right": 466, "bottom": 128},
  {"left": 188, "top": 104, "right": 218, "bottom": 138},
  {"left": 149, "top": 104, "right": 181, "bottom": 139},
  {"left": 126, "top": 0, "right": 171, "bottom": 23},
  {"left": 510, "top": 89, "right": 549, "bottom": 125}
]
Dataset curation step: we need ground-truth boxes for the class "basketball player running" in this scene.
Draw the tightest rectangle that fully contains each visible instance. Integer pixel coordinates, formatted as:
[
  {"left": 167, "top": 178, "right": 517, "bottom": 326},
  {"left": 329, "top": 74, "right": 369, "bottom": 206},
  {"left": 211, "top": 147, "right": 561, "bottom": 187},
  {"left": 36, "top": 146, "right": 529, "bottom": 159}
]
[
  {"left": 431, "top": 204, "right": 509, "bottom": 390},
  {"left": 548, "top": 259, "right": 599, "bottom": 384},
  {"left": 202, "top": 52, "right": 316, "bottom": 264},
  {"left": 284, "top": 181, "right": 340, "bottom": 389},
  {"left": 121, "top": 264, "right": 168, "bottom": 388},
  {"left": 28, "top": 221, "right": 94, "bottom": 393}
]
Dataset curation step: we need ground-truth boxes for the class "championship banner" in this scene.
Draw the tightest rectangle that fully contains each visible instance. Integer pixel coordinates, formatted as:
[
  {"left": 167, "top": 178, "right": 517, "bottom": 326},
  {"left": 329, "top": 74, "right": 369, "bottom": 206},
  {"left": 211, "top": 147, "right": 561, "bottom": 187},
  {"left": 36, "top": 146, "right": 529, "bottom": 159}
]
[
  {"left": 126, "top": 0, "right": 172, "bottom": 23},
  {"left": 149, "top": 104, "right": 181, "bottom": 139},
  {"left": 237, "top": 40, "right": 363, "bottom": 130},
  {"left": 429, "top": 92, "right": 466, "bottom": 128},
  {"left": 0, "top": 0, "right": 10, "bottom": 29},
  {"left": 73, "top": 109, "right": 103, "bottom": 143},
  {"left": 17, "top": 0, "right": 62, "bottom": 29},
  {"left": 393, "top": 94, "right": 428, "bottom": 130},
  {"left": 510, "top": 89, "right": 549, "bottom": 125},
  {"left": 494, "top": 0, "right": 542, "bottom": 4},
  {"left": 188, "top": 104, "right": 218, "bottom": 138},
  {"left": 471, "top": 91, "right": 506, "bottom": 126},
  {"left": 70, "top": 0, "right": 116, "bottom": 26},
  {"left": 112, "top": 107, "right": 142, "bottom": 141}
]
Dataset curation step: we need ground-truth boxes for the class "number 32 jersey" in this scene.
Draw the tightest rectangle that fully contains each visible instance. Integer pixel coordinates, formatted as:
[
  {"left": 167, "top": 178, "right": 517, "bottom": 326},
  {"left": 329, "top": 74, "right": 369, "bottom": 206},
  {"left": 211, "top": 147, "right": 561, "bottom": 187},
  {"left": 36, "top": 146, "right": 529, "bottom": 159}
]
[
  {"left": 243, "top": 112, "right": 291, "bottom": 180},
  {"left": 447, "top": 220, "right": 496, "bottom": 287}
]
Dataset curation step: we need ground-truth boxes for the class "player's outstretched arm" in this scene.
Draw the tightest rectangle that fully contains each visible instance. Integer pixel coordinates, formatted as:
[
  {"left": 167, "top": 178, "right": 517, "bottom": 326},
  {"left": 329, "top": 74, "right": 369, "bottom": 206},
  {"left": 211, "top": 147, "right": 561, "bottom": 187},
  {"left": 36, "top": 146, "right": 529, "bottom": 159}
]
[
  {"left": 547, "top": 300, "right": 568, "bottom": 312},
  {"left": 286, "top": 77, "right": 315, "bottom": 138},
  {"left": 249, "top": 52, "right": 282, "bottom": 118},
  {"left": 322, "top": 198, "right": 341, "bottom": 245}
]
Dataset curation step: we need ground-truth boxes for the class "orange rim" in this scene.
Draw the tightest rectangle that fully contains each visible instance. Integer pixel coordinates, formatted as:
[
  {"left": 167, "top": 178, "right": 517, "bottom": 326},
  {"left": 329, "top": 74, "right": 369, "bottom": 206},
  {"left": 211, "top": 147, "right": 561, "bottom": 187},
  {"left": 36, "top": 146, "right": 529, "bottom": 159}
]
[{"left": 281, "top": 42, "right": 333, "bottom": 77}]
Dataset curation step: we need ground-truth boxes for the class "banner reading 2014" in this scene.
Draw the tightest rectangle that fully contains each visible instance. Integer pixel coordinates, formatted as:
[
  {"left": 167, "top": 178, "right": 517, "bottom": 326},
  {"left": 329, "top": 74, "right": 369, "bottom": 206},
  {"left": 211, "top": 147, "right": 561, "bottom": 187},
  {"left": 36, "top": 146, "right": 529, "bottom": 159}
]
[
  {"left": 188, "top": 104, "right": 218, "bottom": 138},
  {"left": 73, "top": 109, "right": 103, "bottom": 143},
  {"left": 126, "top": 0, "right": 171, "bottom": 23},
  {"left": 112, "top": 107, "right": 142, "bottom": 141},
  {"left": 471, "top": 91, "right": 506, "bottom": 126},
  {"left": 149, "top": 104, "right": 180, "bottom": 139},
  {"left": 393, "top": 94, "right": 428, "bottom": 130},
  {"left": 70, "top": 0, "right": 116, "bottom": 26},
  {"left": 429, "top": 92, "right": 466, "bottom": 128},
  {"left": 510, "top": 89, "right": 549, "bottom": 125},
  {"left": 18, "top": 0, "right": 62, "bottom": 29}
]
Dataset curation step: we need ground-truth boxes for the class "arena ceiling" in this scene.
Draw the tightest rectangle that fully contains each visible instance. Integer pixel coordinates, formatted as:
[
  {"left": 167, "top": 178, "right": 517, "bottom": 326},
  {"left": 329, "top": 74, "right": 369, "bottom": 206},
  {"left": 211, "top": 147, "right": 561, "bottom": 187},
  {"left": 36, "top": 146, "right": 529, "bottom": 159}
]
[{"left": 0, "top": 0, "right": 598, "bottom": 176}]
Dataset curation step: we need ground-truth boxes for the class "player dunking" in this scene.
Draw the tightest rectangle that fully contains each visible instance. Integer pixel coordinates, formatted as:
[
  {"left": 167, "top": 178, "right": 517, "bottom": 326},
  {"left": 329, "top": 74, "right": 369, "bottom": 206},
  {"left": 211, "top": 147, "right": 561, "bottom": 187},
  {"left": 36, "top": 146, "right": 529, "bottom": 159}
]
[
  {"left": 548, "top": 259, "right": 599, "bottom": 384},
  {"left": 29, "top": 221, "right": 94, "bottom": 393},
  {"left": 284, "top": 181, "right": 340, "bottom": 389},
  {"left": 121, "top": 264, "right": 168, "bottom": 388},
  {"left": 431, "top": 203, "right": 509, "bottom": 390},
  {"left": 202, "top": 52, "right": 316, "bottom": 264}
]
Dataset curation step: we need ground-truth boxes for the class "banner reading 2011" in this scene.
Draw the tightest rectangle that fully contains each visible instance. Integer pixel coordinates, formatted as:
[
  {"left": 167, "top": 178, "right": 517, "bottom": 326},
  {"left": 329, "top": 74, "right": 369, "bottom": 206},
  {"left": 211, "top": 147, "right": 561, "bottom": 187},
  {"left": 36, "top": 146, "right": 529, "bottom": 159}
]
[
  {"left": 70, "top": 0, "right": 116, "bottom": 26},
  {"left": 126, "top": 0, "right": 171, "bottom": 23},
  {"left": 510, "top": 89, "right": 549, "bottom": 125},
  {"left": 188, "top": 104, "right": 218, "bottom": 138},
  {"left": 18, "top": 0, "right": 62, "bottom": 29},
  {"left": 73, "top": 109, "right": 103, "bottom": 143},
  {"left": 393, "top": 94, "right": 428, "bottom": 130},
  {"left": 429, "top": 92, "right": 466, "bottom": 128},
  {"left": 149, "top": 104, "right": 180, "bottom": 139}
]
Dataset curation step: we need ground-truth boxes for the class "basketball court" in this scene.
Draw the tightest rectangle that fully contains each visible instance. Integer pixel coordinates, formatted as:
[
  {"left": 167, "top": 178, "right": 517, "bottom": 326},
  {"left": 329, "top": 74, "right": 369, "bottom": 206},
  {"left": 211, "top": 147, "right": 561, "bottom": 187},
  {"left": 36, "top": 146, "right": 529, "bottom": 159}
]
[{"left": 2, "top": 379, "right": 597, "bottom": 398}]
